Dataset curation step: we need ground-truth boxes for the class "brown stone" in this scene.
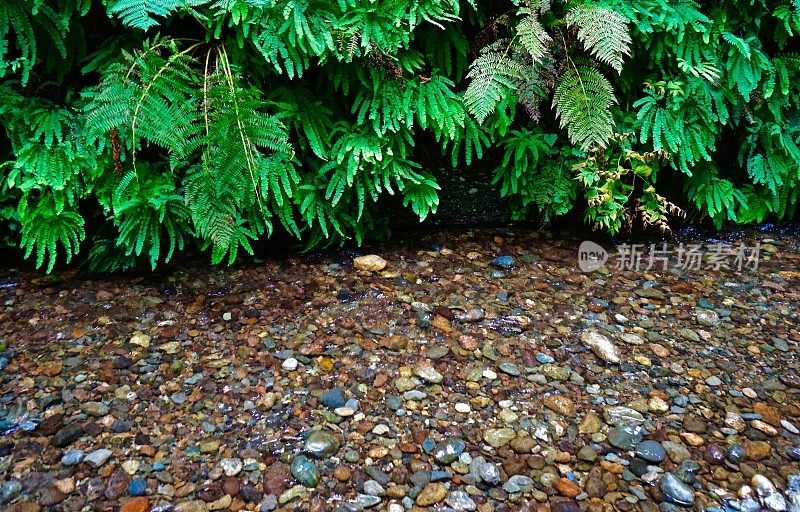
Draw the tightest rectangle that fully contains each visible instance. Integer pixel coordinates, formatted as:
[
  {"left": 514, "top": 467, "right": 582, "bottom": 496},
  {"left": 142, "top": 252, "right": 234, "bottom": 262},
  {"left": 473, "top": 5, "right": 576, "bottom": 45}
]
[
  {"left": 578, "top": 412, "right": 602, "bottom": 434},
  {"left": 334, "top": 466, "right": 351, "bottom": 482},
  {"left": 510, "top": 436, "right": 538, "bottom": 454},
  {"left": 543, "top": 395, "right": 576, "bottom": 416},
  {"left": 105, "top": 470, "right": 131, "bottom": 500},
  {"left": 649, "top": 343, "right": 670, "bottom": 358},
  {"left": 555, "top": 478, "right": 581, "bottom": 498},
  {"left": 262, "top": 461, "right": 291, "bottom": 495},
  {"left": 753, "top": 403, "right": 781, "bottom": 427},
  {"left": 221, "top": 478, "right": 240, "bottom": 497},
  {"left": 6, "top": 502, "right": 42, "bottom": 512},
  {"left": 416, "top": 483, "right": 447, "bottom": 506},
  {"left": 39, "top": 487, "right": 66, "bottom": 506},
  {"left": 174, "top": 483, "right": 196, "bottom": 498},
  {"left": 742, "top": 440, "right": 771, "bottom": 460},
  {"left": 353, "top": 254, "right": 387, "bottom": 271},
  {"left": 121, "top": 497, "right": 150, "bottom": 512},
  {"left": 584, "top": 467, "right": 607, "bottom": 498},
  {"left": 683, "top": 416, "right": 708, "bottom": 433}
]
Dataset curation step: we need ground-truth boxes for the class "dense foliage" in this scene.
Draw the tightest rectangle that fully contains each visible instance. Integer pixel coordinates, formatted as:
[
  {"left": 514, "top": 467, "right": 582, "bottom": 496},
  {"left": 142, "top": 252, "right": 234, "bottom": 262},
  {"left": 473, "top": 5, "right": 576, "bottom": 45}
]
[{"left": 1, "top": 0, "right": 798, "bottom": 271}]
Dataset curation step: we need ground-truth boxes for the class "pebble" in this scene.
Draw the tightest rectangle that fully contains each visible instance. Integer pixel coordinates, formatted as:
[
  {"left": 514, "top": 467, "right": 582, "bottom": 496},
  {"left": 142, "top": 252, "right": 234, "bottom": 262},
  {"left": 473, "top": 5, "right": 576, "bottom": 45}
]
[
  {"left": 483, "top": 428, "right": 516, "bottom": 448},
  {"left": 660, "top": 473, "right": 695, "bottom": 506},
  {"left": 416, "top": 483, "right": 447, "bottom": 506},
  {"left": 281, "top": 358, "right": 298, "bottom": 371},
  {"left": 219, "top": 458, "right": 242, "bottom": 477},
  {"left": 304, "top": 430, "right": 340, "bottom": 459},
  {"left": 84, "top": 448, "right": 113, "bottom": 468},
  {"left": 581, "top": 330, "right": 621, "bottom": 363},
  {"left": 635, "top": 440, "right": 666, "bottom": 463},
  {"left": 415, "top": 366, "right": 443, "bottom": 383},
  {"left": 476, "top": 461, "right": 501, "bottom": 485},
  {"left": 353, "top": 255, "right": 387, "bottom": 271},
  {"left": 128, "top": 479, "right": 147, "bottom": 496},
  {"left": 320, "top": 388, "right": 346, "bottom": 409},
  {"left": 490, "top": 255, "right": 514, "bottom": 269},
  {"left": 61, "top": 449, "right": 85, "bottom": 466},
  {"left": 446, "top": 490, "right": 477, "bottom": 510},
  {"left": 434, "top": 437, "right": 465, "bottom": 464},
  {"left": 290, "top": 456, "right": 319, "bottom": 487}
]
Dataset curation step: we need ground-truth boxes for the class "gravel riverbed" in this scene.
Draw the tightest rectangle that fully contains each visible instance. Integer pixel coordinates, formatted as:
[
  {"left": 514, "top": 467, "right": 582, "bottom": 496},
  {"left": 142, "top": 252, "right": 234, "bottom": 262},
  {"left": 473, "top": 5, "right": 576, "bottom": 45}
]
[{"left": 0, "top": 229, "right": 799, "bottom": 512}]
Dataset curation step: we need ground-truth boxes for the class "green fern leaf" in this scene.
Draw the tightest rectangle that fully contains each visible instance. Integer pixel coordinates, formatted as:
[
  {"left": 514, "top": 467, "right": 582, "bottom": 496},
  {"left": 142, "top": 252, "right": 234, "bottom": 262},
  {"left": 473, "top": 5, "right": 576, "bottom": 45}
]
[
  {"left": 553, "top": 64, "right": 616, "bottom": 149},
  {"left": 566, "top": 5, "right": 631, "bottom": 73}
]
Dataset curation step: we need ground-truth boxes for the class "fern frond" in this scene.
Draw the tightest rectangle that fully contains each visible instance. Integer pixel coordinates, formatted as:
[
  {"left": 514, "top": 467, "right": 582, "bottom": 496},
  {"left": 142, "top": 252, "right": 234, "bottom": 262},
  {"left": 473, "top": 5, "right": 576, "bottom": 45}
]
[
  {"left": 464, "top": 42, "right": 524, "bottom": 124},
  {"left": 18, "top": 193, "right": 85, "bottom": 273},
  {"left": 566, "top": 5, "right": 631, "bottom": 73},
  {"left": 107, "top": 0, "right": 208, "bottom": 30},
  {"left": 516, "top": 8, "right": 551, "bottom": 65},
  {"left": 553, "top": 64, "right": 616, "bottom": 149}
]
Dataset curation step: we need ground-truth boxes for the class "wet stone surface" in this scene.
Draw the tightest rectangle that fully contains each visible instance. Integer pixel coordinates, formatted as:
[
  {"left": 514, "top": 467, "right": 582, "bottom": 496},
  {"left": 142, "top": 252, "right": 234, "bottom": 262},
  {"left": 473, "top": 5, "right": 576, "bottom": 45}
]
[{"left": 1, "top": 229, "right": 800, "bottom": 511}]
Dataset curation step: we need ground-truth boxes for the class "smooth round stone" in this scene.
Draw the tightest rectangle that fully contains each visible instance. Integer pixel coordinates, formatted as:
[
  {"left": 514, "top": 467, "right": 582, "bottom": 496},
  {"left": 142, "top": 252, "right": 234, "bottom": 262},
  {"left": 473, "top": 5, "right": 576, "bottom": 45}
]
[
  {"left": 455, "top": 403, "right": 471, "bottom": 413},
  {"left": 491, "top": 255, "right": 515, "bottom": 269},
  {"left": 536, "top": 353, "right": 555, "bottom": 364},
  {"left": 446, "top": 490, "right": 477, "bottom": 511},
  {"left": 128, "top": 479, "right": 147, "bottom": 496},
  {"left": 291, "top": 456, "right": 319, "bottom": 487},
  {"left": 304, "top": 430, "right": 340, "bottom": 459},
  {"left": 363, "top": 480, "right": 385, "bottom": 496},
  {"left": 635, "top": 440, "right": 666, "bottom": 463},
  {"left": 786, "top": 447, "right": 800, "bottom": 461},
  {"left": 703, "top": 444, "right": 725, "bottom": 465},
  {"left": 61, "top": 449, "right": 85, "bottom": 466},
  {"left": 498, "top": 362, "right": 520, "bottom": 376},
  {"left": 84, "top": 448, "right": 113, "bottom": 468},
  {"left": 477, "top": 462, "right": 501, "bottom": 485},
  {"left": 483, "top": 428, "right": 515, "bottom": 448},
  {"left": 660, "top": 473, "right": 695, "bottom": 506},
  {"left": 608, "top": 425, "right": 643, "bottom": 450},
  {"left": 281, "top": 358, "right": 299, "bottom": 371},
  {"left": 320, "top": 388, "right": 346, "bottom": 409},
  {"left": 727, "top": 444, "right": 746, "bottom": 463},
  {"left": 503, "top": 475, "right": 533, "bottom": 494},
  {"left": 352, "top": 494, "right": 381, "bottom": 508},
  {"left": 433, "top": 437, "right": 466, "bottom": 464}
]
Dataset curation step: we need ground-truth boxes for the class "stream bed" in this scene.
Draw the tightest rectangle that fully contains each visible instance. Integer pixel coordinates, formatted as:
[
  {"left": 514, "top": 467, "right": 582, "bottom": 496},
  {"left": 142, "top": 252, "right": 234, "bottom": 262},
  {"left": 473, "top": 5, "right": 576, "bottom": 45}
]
[{"left": 0, "top": 228, "right": 799, "bottom": 512}]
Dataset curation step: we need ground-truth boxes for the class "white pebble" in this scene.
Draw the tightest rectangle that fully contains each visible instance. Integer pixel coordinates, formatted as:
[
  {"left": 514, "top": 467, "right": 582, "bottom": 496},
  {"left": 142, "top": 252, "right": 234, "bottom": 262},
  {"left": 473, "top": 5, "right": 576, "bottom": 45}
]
[
  {"left": 455, "top": 403, "right": 471, "bottom": 413},
  {"left": 282, "top": 358, "right": 298, "bottom": 371},
  {"left": 782, "top": 420, "right": 799, "bottom": 434}
]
